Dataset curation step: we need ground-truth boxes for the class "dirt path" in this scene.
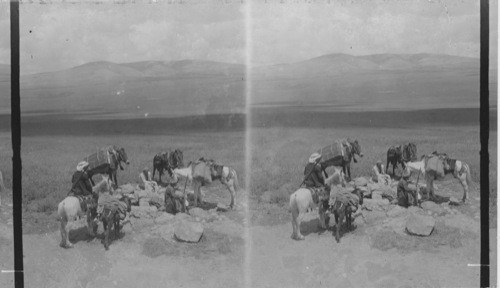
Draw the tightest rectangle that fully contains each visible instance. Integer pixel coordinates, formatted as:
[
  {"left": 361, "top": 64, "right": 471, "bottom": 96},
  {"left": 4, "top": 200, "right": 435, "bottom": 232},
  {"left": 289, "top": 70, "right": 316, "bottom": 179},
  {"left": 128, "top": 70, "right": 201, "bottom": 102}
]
[{"left": 0, "top": 182, "right": 496, "bottom": 288}]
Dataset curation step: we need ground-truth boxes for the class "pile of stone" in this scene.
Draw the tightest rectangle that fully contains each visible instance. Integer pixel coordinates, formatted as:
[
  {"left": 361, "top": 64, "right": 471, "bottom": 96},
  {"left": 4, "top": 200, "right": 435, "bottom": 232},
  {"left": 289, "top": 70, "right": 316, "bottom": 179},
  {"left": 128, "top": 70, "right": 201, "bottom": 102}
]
[
  {"left": 348, "top": 176, "right": 467, "bottom": 238},
  {"left": 114, "top": 183, "right": 227, "bottom": 244}
]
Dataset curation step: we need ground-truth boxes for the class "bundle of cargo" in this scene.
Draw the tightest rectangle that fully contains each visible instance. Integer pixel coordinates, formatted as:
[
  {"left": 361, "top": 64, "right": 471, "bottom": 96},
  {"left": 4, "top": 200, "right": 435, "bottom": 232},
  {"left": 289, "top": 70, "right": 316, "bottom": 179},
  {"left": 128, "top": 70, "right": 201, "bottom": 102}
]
[
  {"left": 191, "top": 159, "right": 213, "bottom": 185},
  {"left": 424, "top": 154, "right": 446, "bottom": 179},
  {"left": 317, "top": 140, "right": 349, "bottom": 166},
  {"left": 84, "top": 146, "right": 117, "bottom": 171}
]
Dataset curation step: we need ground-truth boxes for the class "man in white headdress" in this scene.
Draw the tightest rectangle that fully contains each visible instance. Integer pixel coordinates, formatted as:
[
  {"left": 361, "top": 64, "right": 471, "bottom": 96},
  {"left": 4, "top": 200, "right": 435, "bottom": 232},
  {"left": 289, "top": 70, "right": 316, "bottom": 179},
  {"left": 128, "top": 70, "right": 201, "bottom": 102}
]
[
  {"left": 69, "top": 161, "right": 93, "bottom": 197},
  {"left": 303, "top": 152, "right": 325, "bottom": 189}
]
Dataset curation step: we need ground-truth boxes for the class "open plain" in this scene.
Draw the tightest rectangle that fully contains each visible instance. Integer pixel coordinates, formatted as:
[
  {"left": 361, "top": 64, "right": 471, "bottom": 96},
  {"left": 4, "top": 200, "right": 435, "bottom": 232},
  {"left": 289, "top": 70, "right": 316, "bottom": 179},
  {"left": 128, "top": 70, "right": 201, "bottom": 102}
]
[{"left": 0, "top": 107, "right": 496, "bottom": 287}]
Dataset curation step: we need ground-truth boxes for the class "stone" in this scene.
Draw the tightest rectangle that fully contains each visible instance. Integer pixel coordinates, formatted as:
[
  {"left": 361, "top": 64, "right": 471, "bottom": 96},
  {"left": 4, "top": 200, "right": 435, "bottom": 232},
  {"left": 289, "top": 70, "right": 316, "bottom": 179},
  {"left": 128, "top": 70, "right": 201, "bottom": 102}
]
[
  {"left": 174, "top": 220, "right": 204, "bottom": 243},
  {"left": 155, "top": 213, "right": 175, "bottom": 225},
  {"left": 130, "top": 193, "right": 139, "bottom": 205},
  {"left": 148, "top": 196, "right": 163, "bottom": 209},
  {"left": 139, "top": 199, "right": 150, "bottom": 207},
  {"left": 136, "top": 189, "right": 150, "bottom": 199},
  {"left": 449, "top": 197, "right": 461, "bottom": 206},
  {"left": 217, "top": 203, "right": 229, "bottom": 212},
  {"left": 386, "top": 205, "right": 408, "bottom": 218},
  {"left": 371, "top": 191, "right": 383, "bottom": 200},
  {"left": 116, "top": 183, "right": 135, "bottom": 195},
  {"left": 354, "top": 177, "right": 368, "bottom": 187},
  {"left": 363, "top": 198, "right": 390, "bottom": 212},
  {"left": 421, "top": 201, "right": 446, "bottom": 216},
  {"left": 405, "top": 214, "right": 435, "bottom": 236}
]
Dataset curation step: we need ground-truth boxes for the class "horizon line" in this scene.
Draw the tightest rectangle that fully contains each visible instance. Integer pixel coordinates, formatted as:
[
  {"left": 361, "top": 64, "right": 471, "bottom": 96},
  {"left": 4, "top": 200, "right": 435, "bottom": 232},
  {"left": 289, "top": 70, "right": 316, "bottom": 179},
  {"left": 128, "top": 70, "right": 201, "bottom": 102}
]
[{"left": 4, "top": 52, "right": 482, "bottom": 76}]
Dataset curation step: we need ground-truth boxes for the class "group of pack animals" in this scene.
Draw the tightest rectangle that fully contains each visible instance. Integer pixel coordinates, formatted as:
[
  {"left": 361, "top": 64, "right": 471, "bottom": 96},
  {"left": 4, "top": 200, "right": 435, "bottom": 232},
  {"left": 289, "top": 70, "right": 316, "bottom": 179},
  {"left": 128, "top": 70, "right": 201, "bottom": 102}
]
[
  {"left": 56, "top": 140, "right": 474, "bottom": 248},
  {"left": 57, "top": 146, "right": 239, "bottom": 250},
  {"left": 289, "top": 139, "right": 475, "bottom": 242}
]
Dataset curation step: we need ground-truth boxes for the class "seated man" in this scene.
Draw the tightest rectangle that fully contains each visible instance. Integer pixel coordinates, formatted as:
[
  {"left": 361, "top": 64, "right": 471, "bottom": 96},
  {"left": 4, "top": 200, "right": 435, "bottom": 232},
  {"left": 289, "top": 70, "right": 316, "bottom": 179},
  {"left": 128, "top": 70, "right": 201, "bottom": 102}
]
[
  {"left": 371, "top": 160, "right": 390, "bottom": 185},
  {"left": 69, "top": 161, "right": 94, "bottom": 198},
  {"left": 303, "top": 153, "right": 328, "bottom": 204},
  {"left": 304, "top": 153, "right": 325, "bottom": 188},
  {"left": 139, "top": 167, "right": 159, "bottom": 193},
  {"left": 397, "top": 169, "right": 418, "bottom": 208}
]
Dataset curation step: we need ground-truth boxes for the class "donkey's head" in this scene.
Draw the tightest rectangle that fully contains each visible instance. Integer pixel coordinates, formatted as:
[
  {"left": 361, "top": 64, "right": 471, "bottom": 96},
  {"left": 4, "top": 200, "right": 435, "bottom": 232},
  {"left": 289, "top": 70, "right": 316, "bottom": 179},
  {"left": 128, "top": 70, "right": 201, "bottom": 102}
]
[
  {"left": 116, "top": 147, "right": 130, "bottom": 165},
  {"left": 170, "top": 149, "right": 184, "bottom": 169},
  {"left": 349, "top": 139, "right": 363, "bottom": 158},
  {"left": 403, "top": 143, "right": 417, "bottom": 162}
]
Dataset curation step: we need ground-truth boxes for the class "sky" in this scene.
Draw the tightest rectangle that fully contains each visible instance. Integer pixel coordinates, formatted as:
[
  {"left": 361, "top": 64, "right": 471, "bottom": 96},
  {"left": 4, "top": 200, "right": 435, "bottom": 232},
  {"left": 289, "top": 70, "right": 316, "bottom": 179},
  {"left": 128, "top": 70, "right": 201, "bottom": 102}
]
[{"left": 0, "top": 0, "right": 495, "bottom": 74}]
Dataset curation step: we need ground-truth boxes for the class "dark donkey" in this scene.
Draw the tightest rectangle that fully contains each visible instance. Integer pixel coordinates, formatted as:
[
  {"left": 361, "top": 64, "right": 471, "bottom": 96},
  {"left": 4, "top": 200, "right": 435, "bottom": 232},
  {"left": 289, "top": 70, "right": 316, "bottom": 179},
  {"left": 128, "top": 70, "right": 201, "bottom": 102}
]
[
  {"left": 152, "top": 149, "right": 184, "bottom": 183},
  {"left": 386, "top": 142, "right": 417, "bottom": 175},
  {"left": 88, "top": 146, "right": 129, "bottom": 187},
  {"left": 100, "top": 196, "right": 132, "bottom": 250},
  {"left": 330, "top": 188, "right": 363, "bottom": 243},
  {"left": 321, "top": 139, "right": 363, "bottom": 181}
]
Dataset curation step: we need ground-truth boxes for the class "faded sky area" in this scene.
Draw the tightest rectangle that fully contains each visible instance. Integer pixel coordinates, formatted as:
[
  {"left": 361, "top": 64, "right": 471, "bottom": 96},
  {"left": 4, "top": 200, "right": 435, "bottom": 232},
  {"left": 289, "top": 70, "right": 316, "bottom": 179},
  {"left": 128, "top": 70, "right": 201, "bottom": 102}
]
[
  {"left": 16, "top": 1, "right": 246, "bottom": 75},
  {"left": 0, "top": 0, "right": 495, "bottom": 74}
]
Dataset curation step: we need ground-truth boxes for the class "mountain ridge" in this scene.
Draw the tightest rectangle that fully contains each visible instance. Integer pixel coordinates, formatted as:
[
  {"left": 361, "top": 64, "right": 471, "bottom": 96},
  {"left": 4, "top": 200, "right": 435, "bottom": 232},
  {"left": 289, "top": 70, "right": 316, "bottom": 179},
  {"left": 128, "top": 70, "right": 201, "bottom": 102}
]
[{"left": 0, "top": 53, "right": 494, "bottom": 117}]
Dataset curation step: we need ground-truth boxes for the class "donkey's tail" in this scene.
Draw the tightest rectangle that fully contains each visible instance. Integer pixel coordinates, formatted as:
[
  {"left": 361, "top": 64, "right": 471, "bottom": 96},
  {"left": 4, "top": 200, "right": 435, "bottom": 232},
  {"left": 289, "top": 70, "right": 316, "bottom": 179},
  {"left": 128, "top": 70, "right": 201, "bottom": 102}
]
[
  {"left": 57, "top": 200, "right": 68, "bottom": 222},
  {"left": 464, "top": 163, "right": 478, "bottom": 190},
  {"left": 288, "top": 192, "right": 297, "bottom": 213}
]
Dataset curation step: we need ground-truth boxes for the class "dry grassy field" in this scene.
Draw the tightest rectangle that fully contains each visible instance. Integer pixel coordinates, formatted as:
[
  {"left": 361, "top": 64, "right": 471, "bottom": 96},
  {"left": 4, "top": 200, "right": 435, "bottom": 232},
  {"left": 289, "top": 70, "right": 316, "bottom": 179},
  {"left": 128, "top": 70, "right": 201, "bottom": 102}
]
[
  {"left": 0, "top": 127, "right": 246, "bottom": 232},
  {"left": 0, "top": 109, "right": 496, "bottom": 287},
  {"left": 0, "top": 108, "right": 496, "bottom": 229}
]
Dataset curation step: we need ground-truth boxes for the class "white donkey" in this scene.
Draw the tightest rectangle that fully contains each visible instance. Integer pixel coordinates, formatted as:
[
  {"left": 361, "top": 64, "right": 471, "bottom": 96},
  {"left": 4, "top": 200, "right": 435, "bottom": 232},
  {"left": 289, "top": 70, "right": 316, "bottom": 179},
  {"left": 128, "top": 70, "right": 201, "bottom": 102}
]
[
  {"left": 58, "top": 175, "right": 113, "bottom": 248},
  {"left": 173, "top": 159, "right": 239, "bottom": 209},
  {"left": 289, "top": 168, "right": 346, "bottom": 240},
  {"left": 405, "top": 155, "right": 475, "bottom": 203}
]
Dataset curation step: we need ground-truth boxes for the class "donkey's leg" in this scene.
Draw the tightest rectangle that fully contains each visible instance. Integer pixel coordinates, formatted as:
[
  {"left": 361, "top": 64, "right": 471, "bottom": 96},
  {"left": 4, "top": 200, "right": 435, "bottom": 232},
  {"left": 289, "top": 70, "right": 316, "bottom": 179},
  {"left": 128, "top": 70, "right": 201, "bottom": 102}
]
[
  {"left": 193, "top": 181, "right": 201, "bottom": 207},
  {"left": 60, "top": 218, "right": 69, "bottom": 248},
  {"left": 112, "top": 171, "right": 118, "bottom": 187},
  {"left": 87, "top": 210, "right": 95, "bottom": 238},
  {"left": 334, "top": 212, "right": 341, "bottom": 243},
  {"left": 226, "top": 181, "right": 235, "bottom": 209},
  {"left": 318, "top": 202, "right": 327, "bottom": 229},
  {"left": 291, "top": 208, "right": 298, "bottom": 239},
  {"left": 115, "top": 215, "right": 121, "bottom": 239},
  {"left": 295, "top": 211, "right": 306, "bottom": 240},
  {"left": 425, "top": 175, "right": 434, "bottom": 200},
  {"left": 459, "top": 175, "right": 469, "bottom": 203},
  {"left": 104, "top": 218, "right": 110, "bottom": 250}
]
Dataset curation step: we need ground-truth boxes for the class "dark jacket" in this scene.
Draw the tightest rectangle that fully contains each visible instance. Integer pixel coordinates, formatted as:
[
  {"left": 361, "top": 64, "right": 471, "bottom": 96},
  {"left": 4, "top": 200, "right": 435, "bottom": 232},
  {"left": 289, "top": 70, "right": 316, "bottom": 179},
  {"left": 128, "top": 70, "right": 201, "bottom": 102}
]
[
  {"left": 303, "top": 162, "right": 325, "bottom": 188},
  {"left": 70, "top": 171, "right": 93, "bottom": 197},
  {"left": 397, "top": 178, "right": 416, "bottom": 208}
]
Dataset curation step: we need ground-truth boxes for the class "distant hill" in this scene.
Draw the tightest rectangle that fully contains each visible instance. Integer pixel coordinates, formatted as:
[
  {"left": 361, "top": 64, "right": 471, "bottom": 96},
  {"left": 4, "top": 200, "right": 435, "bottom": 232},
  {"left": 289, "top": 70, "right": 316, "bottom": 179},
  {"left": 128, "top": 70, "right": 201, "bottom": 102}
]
[
  {"left": 14, "top": 60, "right": 246, "bottom": 118},
  {"left": 0, "top": 53, "right": 496, "bottom": 117},
  {"left": 251, "top": 53, "right": 488, "bottom": 111}
]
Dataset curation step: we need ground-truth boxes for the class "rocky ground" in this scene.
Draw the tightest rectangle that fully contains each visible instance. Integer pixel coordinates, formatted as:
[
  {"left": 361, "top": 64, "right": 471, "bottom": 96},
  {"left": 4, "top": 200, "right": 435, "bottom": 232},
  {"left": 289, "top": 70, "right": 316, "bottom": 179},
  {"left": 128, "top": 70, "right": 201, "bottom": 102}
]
[{"left": 0, "top": 178, "right": 496, "bottom": 288}]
